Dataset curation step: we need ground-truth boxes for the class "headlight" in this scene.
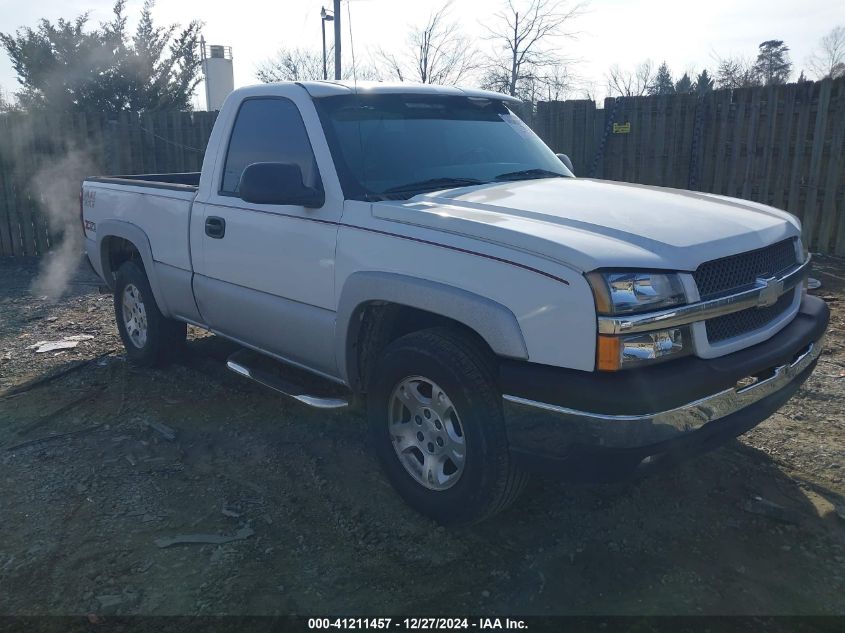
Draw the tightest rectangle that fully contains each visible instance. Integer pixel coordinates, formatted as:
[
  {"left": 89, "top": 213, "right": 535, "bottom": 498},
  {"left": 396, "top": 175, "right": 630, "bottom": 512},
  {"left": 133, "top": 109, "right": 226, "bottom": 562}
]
[
  {"left": 586, "top": 271, "right": 686, "bottom": 315},
  {"left": 597, "top": 327, "right": 690, "bottom": 371},
  {"left": 587, "top": 270, "right": 690, "bottom": 371}
]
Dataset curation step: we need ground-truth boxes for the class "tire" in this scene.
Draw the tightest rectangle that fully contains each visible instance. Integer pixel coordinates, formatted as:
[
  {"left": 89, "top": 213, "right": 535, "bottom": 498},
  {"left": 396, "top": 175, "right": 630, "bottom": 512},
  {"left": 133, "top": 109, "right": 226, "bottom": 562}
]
[
  {"left": 113, "top": 260, "right": 186, "bottom": 367},
  {"left": 367, "top": 327, "right": 528, "bottom": 525}
]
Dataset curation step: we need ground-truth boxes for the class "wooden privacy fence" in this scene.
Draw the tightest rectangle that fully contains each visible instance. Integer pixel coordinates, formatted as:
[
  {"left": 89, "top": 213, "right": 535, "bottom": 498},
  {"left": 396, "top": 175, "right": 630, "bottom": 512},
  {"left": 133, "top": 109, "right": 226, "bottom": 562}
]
[
  {"left": 0, "top": 110, "right": 218, "bottom": 257},
  {"left": 533, "top": 77, "right": 845, "bottom": 255},
  {"left": 1, "top": 79, "right": 844, "bottom": 256}
]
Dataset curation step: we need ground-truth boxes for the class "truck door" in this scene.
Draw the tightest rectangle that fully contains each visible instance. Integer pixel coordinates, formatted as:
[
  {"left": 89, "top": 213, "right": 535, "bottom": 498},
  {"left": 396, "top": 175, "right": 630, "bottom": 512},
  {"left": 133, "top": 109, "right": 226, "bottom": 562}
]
[{"left": 190, "top": 96, "right": 341, "bottom": 379}]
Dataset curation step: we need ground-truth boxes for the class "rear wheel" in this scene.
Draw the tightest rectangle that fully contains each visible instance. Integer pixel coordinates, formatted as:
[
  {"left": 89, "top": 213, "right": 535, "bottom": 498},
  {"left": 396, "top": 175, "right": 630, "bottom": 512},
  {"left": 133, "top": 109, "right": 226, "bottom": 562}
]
[
  {"left": 367, "top": 328, "right": 527, "bottom": 525},
  {"left": 114, "top": 260, "right": 186, "bottom": 367}
]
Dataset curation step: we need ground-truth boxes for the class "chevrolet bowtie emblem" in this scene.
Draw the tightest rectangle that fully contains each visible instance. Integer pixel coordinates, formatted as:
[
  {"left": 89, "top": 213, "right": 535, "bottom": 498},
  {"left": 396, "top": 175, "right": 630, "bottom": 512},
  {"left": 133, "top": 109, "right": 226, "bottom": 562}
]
[{"left": 756, "top": 276, "right": 784, "bottom": 308}]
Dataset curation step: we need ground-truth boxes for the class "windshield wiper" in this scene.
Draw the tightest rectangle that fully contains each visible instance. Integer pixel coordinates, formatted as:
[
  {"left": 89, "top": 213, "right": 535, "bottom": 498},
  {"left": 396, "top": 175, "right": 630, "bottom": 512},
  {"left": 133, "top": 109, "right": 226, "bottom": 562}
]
[
  {"left": 381, "top": 177, "right": 486, "bottom": 195},
  {"left": 493, "top": 168, "right": 567, "bottom": 182}
]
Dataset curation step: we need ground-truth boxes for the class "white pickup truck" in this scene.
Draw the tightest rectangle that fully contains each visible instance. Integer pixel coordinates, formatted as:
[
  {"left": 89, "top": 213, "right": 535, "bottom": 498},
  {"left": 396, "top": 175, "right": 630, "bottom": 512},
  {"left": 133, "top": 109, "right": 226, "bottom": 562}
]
[{"left": 82, "top": 81, "right": 829, "bottom": 524}]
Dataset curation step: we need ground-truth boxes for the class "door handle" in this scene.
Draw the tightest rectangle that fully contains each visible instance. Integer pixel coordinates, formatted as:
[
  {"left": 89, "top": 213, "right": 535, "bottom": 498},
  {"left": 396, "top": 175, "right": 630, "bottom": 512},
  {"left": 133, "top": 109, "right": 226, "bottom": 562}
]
[{"left": 205, "top": 216, "right": 226, "bottom": 239}]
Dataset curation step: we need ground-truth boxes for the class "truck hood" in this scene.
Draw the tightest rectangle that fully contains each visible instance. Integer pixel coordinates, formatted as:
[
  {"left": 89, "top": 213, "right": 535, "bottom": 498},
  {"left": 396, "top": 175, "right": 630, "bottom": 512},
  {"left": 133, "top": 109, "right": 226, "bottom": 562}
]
[{"left": 372, "top": 178, "right": 801, "bottom": 272}]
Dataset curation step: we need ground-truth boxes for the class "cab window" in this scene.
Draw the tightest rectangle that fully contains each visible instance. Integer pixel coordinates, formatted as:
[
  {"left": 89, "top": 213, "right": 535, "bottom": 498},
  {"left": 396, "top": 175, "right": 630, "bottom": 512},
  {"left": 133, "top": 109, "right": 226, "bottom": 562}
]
[{"left": 220, "top": 98, "right": 321, "bottom": 195}]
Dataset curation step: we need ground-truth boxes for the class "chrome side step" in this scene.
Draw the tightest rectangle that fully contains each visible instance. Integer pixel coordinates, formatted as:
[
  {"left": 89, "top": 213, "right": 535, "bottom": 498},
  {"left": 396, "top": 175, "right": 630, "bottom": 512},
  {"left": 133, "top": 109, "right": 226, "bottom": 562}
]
[{"left": 226, "top": 349, "right": 349, "bottom": 410}]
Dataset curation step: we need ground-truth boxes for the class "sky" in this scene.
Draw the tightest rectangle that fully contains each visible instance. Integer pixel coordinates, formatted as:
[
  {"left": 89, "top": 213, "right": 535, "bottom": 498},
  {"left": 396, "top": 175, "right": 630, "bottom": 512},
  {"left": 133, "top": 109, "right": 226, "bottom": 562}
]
[{"left": 0, "top": 0, "right": 842, "bottom": 107}]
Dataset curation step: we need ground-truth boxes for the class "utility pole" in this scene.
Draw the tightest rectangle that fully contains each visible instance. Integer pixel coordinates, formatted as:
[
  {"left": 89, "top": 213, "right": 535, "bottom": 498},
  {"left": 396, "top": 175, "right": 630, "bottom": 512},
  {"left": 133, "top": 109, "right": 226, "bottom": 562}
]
[
  {"left": 320, "top": 7, "right": 334, "bottom": 80},
  {"left": 333, "top": 0, "right": 342, "bottom": 80},
  {"left": 200, "top": 35, "right": 209, "bottom": 109}
]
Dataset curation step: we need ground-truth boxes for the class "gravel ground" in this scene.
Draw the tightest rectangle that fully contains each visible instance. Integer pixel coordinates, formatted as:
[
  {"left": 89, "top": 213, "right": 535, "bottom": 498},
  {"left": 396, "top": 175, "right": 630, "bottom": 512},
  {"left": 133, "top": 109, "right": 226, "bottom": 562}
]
[{"left": 0, "top": 256, "right": 843, "bottom": 616}]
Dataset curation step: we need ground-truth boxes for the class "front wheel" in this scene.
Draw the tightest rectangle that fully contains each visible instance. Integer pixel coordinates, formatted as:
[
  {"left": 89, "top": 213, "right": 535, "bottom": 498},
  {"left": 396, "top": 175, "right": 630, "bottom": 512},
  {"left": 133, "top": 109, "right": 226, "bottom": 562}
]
[
  {"left": 367, "top": 328, "right": 528, "bottom": 525},
  {"left": 114, "top": 260, "right": 186, "bottom": 367}
]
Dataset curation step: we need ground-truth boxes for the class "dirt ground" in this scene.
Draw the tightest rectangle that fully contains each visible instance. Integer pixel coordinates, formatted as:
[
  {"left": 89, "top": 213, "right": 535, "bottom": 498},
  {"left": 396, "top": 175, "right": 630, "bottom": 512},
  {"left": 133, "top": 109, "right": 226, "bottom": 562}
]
[{"left": 0, "top": 256, "right": 844, "bottom": 617}]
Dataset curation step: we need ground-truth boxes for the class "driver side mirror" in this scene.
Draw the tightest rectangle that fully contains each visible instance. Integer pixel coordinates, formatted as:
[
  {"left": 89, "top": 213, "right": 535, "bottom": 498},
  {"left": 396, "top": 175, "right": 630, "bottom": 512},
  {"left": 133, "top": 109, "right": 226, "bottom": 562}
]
[
  {"left": 556, "top": 153, "right": 575, "bottom": 175},
  {"left": 238, "top": 162, "right": 325, "bottom": 208}
]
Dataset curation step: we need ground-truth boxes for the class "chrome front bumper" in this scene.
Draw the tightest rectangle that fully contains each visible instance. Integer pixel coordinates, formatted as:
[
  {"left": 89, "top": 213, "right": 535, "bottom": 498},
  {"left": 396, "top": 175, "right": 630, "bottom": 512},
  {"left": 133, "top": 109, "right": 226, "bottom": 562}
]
[
  {"left": 504, "top": 337, "right": 822, "bottom": 447},
  {"left": 500, "top": 294, "right": 829, "bottom": 475}
]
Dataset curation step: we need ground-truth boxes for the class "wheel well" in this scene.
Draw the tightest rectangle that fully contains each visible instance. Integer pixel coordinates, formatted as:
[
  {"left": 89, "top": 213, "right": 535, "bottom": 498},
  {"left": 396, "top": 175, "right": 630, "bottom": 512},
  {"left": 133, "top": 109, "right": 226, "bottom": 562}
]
[
  {"left": 349, "top": 302, "right": 493, "bottom": 393},
  {"left": 101, "top": 237, "right": 143, "bottom": 287}
]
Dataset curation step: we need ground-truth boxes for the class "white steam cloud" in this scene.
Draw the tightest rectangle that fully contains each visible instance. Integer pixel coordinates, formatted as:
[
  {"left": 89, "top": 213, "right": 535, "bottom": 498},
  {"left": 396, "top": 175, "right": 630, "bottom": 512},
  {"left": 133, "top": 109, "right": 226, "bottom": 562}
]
[{"left": 30, "top": 147, "right": 98, "bottom": 301}]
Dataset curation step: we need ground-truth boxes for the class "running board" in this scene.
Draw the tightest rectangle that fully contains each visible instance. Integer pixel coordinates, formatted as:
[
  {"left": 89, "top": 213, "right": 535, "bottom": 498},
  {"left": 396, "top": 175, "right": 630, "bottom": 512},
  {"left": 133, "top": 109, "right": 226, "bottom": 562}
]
[{"left": 226, "top": 349, "right": 349, "bottom": 410}]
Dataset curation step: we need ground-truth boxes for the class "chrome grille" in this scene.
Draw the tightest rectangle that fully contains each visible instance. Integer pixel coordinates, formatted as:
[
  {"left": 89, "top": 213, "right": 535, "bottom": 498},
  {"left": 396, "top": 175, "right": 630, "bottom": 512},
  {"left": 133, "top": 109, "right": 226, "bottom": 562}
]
[
  {"left": 705, "top": 291, "right": 795, "bottom": 343},
  {"left": 693, "top": 239, "right": 798, "bottom": 300}
]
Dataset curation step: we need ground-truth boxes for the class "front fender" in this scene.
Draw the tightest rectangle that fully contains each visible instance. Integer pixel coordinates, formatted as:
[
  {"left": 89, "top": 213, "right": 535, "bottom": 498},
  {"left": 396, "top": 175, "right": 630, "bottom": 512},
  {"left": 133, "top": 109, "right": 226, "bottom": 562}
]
[{"left": 336, "top": 271, "right": 529, "bottom": 385}]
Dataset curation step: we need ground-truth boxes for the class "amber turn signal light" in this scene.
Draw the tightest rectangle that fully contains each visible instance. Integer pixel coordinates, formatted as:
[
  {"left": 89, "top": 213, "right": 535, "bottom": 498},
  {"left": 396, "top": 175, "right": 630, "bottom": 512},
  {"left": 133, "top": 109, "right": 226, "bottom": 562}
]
[{"left": 596, "top": 335, "right": 622, "bottom": 372}]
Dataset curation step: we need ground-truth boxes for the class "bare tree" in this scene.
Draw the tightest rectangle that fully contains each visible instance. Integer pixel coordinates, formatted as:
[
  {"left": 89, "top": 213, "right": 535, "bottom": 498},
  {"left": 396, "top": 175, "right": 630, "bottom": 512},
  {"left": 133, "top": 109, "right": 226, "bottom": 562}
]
[
  {"left": 0, "top": 85, "right": 13, "bottom": 112},
  {"left": 537, "top": 62, "right": 574, "bottom": 100},
  {"left": 481, "top": 0, "right": 584, "bottom": 99},
  {"left": 376, "top": 50, "right": 407, "bottom": 82},
  {"left": 257, "top": 46, "right": 379, "bottom": 83},
  {"left": 605, "top": 60, "right": 655, "bottom": 97},
  {"left": 256, "top": 47, "right": 325, "bottom": 82},
  {"left": 489, "top": 61, "right": 575, "bottom": 102},
  {"left": 580, "top": 80, "right": 598, "bottom": 101},
  {"left": 714, "top": 55, "right": 761, "bottom": 89},
  {"left": 379, "top": 2, "right": 476, "bottom": 85},
  {"left": 807, "top": 26, "right": 845, "bottom": 79}
]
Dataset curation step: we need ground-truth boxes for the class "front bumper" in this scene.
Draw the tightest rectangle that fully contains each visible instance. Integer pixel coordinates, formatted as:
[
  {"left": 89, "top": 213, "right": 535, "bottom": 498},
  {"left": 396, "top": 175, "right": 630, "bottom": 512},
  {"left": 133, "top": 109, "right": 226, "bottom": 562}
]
[{"left": 499, "top": 294, "right": 829, "bottom": 478}]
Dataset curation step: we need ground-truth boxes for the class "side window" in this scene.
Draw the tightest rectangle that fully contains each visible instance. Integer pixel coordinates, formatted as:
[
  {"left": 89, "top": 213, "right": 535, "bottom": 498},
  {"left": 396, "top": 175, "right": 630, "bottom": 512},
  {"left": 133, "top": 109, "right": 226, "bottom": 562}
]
[{"left": 220, "top": 98, "right": 321, "bottom": 195}]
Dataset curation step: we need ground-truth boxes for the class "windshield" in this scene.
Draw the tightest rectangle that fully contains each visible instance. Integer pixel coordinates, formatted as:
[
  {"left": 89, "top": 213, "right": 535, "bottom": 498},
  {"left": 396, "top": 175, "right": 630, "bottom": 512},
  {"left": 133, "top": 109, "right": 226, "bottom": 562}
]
[{"left": 314, "top": 94, "right": 573, "bottom": 200}]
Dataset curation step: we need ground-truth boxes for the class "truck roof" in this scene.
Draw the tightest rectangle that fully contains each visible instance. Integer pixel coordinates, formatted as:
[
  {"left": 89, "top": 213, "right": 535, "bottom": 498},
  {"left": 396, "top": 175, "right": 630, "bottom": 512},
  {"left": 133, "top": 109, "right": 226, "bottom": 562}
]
[{"left": 232, "top": 80, "right": 521, "bottom": 103}]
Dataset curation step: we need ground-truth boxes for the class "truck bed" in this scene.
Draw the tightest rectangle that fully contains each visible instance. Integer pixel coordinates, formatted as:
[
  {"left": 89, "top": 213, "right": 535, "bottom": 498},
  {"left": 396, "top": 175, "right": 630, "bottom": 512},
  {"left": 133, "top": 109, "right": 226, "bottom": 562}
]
[{"left": 86, "top": 172, "right": 200, "bottom": 192}]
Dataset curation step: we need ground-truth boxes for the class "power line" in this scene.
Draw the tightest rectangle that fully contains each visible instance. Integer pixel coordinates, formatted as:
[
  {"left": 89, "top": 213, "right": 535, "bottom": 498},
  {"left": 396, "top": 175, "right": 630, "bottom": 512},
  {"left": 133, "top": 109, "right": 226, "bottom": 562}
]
[
  {"left": 135, "top": 123, "right": 206, "bottom": 154},
  {"left": 347, "top": 0, "right": 358, "bottom": 83}
]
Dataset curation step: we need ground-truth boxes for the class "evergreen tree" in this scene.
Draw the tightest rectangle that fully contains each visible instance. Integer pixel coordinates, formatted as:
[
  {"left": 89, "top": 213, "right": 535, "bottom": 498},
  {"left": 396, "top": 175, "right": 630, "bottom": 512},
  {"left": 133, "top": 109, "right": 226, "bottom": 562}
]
[
  {"left": 649, "top": 62, "right": 675, "bottom": 95},
  {"left": 694, "top": 69, "right": 714, "bottom": 94},
  {"left": 0, "top": 0, "right": 202, "bottom": 114},
  {"left": 675, "top": 72, "right": 693, "bottom": 94},
  {"left": 753, "top": 40, "right": 792, "bottom": 85}
]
